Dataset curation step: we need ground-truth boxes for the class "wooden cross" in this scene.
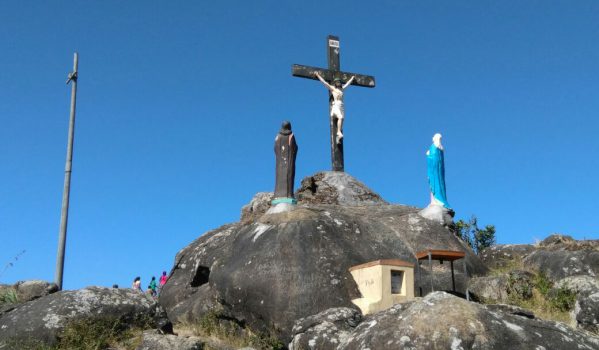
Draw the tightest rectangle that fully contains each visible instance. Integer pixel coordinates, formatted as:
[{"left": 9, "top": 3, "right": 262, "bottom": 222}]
[{"left": 292, "top": 35, "right": 375, "bottom": 172}]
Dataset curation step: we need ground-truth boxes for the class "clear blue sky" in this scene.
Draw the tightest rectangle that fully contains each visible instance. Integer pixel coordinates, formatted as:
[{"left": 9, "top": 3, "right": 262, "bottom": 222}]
[{"left": 1, "top": 1, "right": 598, "bottom": 290}]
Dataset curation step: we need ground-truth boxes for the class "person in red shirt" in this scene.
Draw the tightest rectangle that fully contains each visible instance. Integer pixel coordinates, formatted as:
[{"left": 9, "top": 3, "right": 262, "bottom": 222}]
[{"left": 158, "top": 271, "right": 168, "bottom": 294}]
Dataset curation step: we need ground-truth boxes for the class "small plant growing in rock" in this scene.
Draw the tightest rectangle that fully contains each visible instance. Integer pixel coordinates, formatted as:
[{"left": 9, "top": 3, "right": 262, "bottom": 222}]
[
  {"left": 0, "top": 287, "right": 18, "bottom": 305},
  {"left": 534, "top": 272, "right": 553, "bottom": 296},
  {"left": 54, "top": 314, "right": 154, "bottom": 350},
  {"left": 184, "top": 311, "right": 284, "bottom": 350},
  {"left": 549, "top": 287, "right": 577, "bottom": 312}
]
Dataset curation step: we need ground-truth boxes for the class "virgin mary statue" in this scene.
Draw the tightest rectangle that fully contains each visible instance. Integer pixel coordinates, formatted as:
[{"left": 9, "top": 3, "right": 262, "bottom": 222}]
[{"left": 426, "top": 133, "right": 451, "bottom": 209}]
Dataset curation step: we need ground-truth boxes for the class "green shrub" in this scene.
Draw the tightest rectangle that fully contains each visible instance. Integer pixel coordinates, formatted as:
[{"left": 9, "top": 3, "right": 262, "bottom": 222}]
[
  {"left": 57, "top": 317, "right": 125, "bottom": 349},
  {"left": 189, "top": 311, "right": 284, "bottom": 350},
  {"left": 56, "top": 314, "right": 152, "bottom": 350},
  {"left": 453, "top": 216, "right": 496, "bottom": 254},
  {"left": 1, "top": 314, "right": 153, "bottom": 350},
  {"left": 534, "top": 272, "right": 553, "bottom": 296},
  {"left": 0, "top": 287, "right": 18, "bottom": 305},
  {"left": 247, "top": 332, "right": 285, "bottom": 350},
  {"left": 550, "top": 287, "right": 577, "bottom": 312}
]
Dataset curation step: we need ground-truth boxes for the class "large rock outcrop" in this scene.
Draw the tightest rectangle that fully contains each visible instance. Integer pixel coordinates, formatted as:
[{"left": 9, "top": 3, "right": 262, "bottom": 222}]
[
  {"left": 0, "top": 280, "right": 59, "bottom": 317},
  {"left": 557, "top": 276, "right": 599, "bottom": 334},
  {"left": 468, "top": 270, "right": 534, "bottom": 303},
  {"left": 289, "top": 292, "right": 599, "bottom": 350},
  {"left": 481, "top": 234, "right": 599, "bottom": 280},
  {"left": 0, "top": 287, "right": 171, "bottom": 347},
  {"left": 160, "top": 172, "right": 486, "bottom": 342},
  {"left": 478, "top": 234, "right": 599, "bottom": 335}
]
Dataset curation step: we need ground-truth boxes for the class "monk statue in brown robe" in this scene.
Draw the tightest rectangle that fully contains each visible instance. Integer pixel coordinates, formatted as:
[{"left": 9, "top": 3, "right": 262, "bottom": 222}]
[{"left": 273, "top": 121, "right": 298, "bottom": 204}]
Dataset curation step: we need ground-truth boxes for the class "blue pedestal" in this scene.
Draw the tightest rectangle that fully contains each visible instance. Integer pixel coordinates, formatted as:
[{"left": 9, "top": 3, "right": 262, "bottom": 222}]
[{"left": 271, "top": 197, "right": 297, "bottom": 205}]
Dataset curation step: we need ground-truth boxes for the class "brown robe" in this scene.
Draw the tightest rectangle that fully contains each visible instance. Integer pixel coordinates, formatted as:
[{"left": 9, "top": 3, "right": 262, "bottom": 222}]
[{"left": 274, "top": 131, "right": 298, "bottom": 198}]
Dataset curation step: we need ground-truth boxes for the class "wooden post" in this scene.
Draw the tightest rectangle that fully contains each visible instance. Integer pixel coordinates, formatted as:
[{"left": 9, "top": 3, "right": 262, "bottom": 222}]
[
  {"left": 326, "top": 35, "right": 344, "bottom": 171},
  {"left": 55, "top": 52, "right": 78, "bottom": 290}
]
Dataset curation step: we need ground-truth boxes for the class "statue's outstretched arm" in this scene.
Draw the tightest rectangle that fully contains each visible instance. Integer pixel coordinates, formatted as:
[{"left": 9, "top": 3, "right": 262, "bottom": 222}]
[
  {"left": 342, "top": 76, "right": 355, "bottom": 90},
  {"left": 315, "top": 72, "right": 334, "bottom": 91}
]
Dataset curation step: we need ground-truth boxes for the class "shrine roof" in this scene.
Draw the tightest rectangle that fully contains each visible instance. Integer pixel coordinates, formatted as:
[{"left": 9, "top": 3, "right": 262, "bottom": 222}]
[
  {"left": 415, "top": 249, "right": 465, "bottom": 261},
  {"left": 349, "top": 259, "right": 414, "bottom": 271}
]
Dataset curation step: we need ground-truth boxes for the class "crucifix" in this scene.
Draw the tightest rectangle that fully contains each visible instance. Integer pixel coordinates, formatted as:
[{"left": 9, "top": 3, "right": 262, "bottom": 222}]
[{"left": 292, "top": 35, "right": 375, "bottom": 172}]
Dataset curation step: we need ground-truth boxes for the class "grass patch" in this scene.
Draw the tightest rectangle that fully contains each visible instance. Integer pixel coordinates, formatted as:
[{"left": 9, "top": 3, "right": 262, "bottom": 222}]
[
  {"left": 57, "top": 316, "right": 139, "bottom": 350},
  {"left": 487, "top": 258, "right": 525, "bottom": 277},
  {"left": 499, "top": 271, "right": 576, "bottom": 325},
  {"left": 534, "top": 272, "right": 552, "bottom": 296},
  {"left": 179, "top": 311, "right": 285, "bottom": 350},
  {"left": 1, "top": 338, "right": 54, "bottom": 350},
  {"left": 0, "top": 287, "right": 19, "bottom": 305},
  {"left": 487, "top": 263, "right": 578, "bottom": 324},
  {"left": 2, "top": 315, "right": 153, "bottom": 350},
  {"left": 513, "top": 289, "right": 573, "bottom": 324}
]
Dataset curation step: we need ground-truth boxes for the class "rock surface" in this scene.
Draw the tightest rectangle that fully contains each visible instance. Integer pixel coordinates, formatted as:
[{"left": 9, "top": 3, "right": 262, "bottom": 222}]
[
  {"left": 0, "top": 287, "right": 172, "bottom": 347},
  {"left": 295, "top": 172, "right": 387, "bottom": 205},
  {"left": 480, "top": 234, "right": 599, "bottom": 281},
  {"left": 136, "top": 330, "right": 204, "bottom": 350},
  {"left": 468, "top": 270, "right": 534, "bottom": 303},
  {"left": 576, "top": 291, "right": 599, "bottom": 334},
  {"left": 0, "top": 280, "right": 59, "bottom": 317},
  {"left": 240, "top": 192, "right": 273, "bottom": 224},
  {"left": 468, "top": 275, "right": 510, "bottom": 302},
  {"left": 524, "top": 249, "right": 599, "bottom": 280},
  {"left": 556, "top": 275, "right": 599, "bottom": 335},
  {"left": 289, "top": 292, "right": 599, "bottom": 350},
  {"left": 289, "top": 307, "right": 361, "bottom": 350},
  {"left": 160, "top": 172, "right": 485, "bottom": 342},
  {"left": 557, "top": 275, "right": 599, "bottom": 296},
  {"left": 480, "top": 235, "right": 599, "bottom": 336},
  {"left": 14, "top": 280, "right": 59, "bottom": 303},
  {"left": 479, "top": 244, "right": 536, "bottom": 269}
]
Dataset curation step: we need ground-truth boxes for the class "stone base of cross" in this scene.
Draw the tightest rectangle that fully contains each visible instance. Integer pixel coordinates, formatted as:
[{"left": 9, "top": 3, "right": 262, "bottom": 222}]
[{"left": 292, "top": 35, "right": 375, "bottom": 172}]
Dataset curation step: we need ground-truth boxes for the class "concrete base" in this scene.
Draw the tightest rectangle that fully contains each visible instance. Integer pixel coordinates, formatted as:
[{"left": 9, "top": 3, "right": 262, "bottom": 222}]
[
  {"left": 266, "top": 202, "right": 296, "bottom": 215},
  {"left": 418, "top": 204, "right": 454, "bottom": 225}
]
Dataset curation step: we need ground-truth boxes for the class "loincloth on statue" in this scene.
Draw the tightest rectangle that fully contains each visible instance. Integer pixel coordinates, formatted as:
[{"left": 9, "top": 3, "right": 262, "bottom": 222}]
[{"left": 331, "top": 101, "right": 344, "bottom": 117}]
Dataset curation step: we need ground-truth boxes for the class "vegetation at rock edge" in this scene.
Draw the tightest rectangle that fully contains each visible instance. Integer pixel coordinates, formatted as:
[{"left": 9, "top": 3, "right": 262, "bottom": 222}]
[{"left": 178, "top": 310, "right": 285, "bottom": 350}]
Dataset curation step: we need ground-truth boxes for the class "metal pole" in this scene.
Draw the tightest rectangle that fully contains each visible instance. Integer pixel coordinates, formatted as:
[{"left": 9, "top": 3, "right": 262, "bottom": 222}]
[
  {"left": 451, "top": 260, "right": 456, "bottom": 292},
  {"left": 55, "top": 52, "right": 78, "bottom": 290},
  {"left": 463, "top": 258, "right": 470, "bottom": 301},
  {"left": 417, "top": 259, "right": 422, "bottom": 297},
  {"left": 428, "top": 251, "right": 433, "bottom": 293}
]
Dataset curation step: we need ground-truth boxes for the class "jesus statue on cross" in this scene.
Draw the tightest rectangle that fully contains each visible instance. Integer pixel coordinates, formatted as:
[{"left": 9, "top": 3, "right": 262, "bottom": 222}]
[
  {"left": 291, "top": 35, "right": 375, "bottom": 172},
  {"left": 314, "top": 72, "right": 355, "bottom": 143}
]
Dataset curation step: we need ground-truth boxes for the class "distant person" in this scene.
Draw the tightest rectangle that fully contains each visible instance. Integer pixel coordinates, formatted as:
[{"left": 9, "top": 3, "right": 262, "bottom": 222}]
[
  {"left": 159, "top": 271, "right": 168, "bottom": 289},
  {"left": 132, "top": 276, "right": 142, "bottom": 292},
  {"left": 149, "top": 276, "right": 157, "bottom": 297}
]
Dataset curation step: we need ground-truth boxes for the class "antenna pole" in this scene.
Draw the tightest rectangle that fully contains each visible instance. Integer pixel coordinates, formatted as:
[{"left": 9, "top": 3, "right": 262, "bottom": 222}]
[{"left": 55, "top": 52, "right": 79, "bottom": 290}]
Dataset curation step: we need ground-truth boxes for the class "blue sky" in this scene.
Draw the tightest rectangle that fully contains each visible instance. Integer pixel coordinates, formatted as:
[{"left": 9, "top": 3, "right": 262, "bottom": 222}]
[{"left": 1, "top": 1, "right": 598, "bottom": 290}]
